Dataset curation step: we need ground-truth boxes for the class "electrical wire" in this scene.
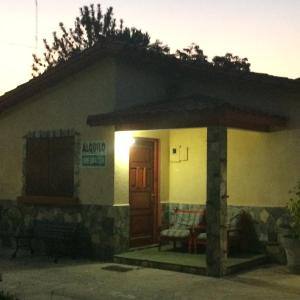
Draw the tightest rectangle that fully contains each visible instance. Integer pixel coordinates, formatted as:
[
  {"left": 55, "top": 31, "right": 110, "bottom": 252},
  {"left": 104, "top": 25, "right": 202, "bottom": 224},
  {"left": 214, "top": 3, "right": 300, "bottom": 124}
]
[{"left": 0, "top": 41, "right": 35, "bottom": 49}]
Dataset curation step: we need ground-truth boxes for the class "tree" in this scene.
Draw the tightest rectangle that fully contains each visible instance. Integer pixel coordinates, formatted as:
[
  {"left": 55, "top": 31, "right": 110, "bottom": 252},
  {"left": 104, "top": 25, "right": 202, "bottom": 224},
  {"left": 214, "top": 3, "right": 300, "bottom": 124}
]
[
  {"left": 175, "top": 43, "right": 208, "bottom": 65},
  {"left": 32, "top": 3, "right": 250, "bottom": 77},
  {"left": 32, "top": 4, "right": 168, "bottom": 77},
  {"left": 174, "top": 46, "right": 250, "bottom": 72},
  {"left": 212, "top": 53, "right": 250, "bottom": 72}
]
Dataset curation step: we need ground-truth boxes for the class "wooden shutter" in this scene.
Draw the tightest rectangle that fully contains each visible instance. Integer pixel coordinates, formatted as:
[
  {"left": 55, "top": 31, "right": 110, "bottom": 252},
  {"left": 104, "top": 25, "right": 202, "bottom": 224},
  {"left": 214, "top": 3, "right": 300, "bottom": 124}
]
[
  {"left": 48, "top": 136, "right": 74, "bottom": 197},
  {"left": 25, "top": 138, "right": 49, "bottom": 196},
  {"left": 25, "top": 136, "right": 75, "bottom": 197}
]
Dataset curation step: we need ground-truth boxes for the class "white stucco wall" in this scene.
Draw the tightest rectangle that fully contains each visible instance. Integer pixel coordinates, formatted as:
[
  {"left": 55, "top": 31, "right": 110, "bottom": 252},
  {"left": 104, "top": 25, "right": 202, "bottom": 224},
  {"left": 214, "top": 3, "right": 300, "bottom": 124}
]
[
  {"left": 0, "top": 55, "right": 299, "bottom": 210},
  {"left": 169, "top": 128, "right": 207, "bottom": 205},
  {"left": 0, "top": 59, "right": 116, "bottom": 205}
]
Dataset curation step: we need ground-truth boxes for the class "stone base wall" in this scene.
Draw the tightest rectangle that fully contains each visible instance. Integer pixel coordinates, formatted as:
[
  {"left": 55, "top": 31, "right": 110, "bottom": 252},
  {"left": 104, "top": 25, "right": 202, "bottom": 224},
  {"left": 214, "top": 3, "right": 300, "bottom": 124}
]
[
  {"left": 0, "top": 200, "right": 129, "bottom": 260},
  {"left": 162, "top": 202, "right": 289, "bottom": 263},
  {"left": 0, "top": 199, "right": 288, "bottom": 263}
]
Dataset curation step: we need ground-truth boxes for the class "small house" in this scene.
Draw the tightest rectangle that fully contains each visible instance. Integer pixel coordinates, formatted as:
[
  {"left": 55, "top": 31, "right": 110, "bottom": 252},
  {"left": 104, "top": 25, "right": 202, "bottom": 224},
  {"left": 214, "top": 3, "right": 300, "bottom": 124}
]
[{"left": 0, "top": 42, "right": 299, "bottom": 276}]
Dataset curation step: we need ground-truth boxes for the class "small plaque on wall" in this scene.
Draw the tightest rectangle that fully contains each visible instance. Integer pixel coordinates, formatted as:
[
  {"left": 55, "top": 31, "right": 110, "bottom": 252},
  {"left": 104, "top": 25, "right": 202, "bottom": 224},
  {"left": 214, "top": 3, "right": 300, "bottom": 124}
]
[
  {"left": 179, "top": 146, "right": 188, "bottom": 161},
  {"left": 81, "top": 140, "right": 106, "bottom": 167}
]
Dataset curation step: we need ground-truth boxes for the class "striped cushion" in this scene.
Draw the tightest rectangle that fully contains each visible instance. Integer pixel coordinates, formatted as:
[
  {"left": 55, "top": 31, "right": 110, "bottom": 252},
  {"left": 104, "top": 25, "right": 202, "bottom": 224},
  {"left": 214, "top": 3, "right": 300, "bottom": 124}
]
[
  {"left": 161, "top": 227, "right": 190, "bottom": 238},
  {"left": 197, "top": 232, "right": 207, "bottom": 240},
  {"left": 173, "top": 209, "right": 205, "bottom": 228}
]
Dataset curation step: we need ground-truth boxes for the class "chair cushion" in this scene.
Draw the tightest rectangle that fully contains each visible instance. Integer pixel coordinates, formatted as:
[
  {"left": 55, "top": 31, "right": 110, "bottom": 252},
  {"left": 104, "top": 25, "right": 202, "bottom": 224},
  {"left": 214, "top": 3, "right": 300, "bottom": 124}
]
[
  {"left": 197, "top": 232, "right": 207, "bottom": 240},
  {"left": 160, "top": 227, "right": 190, "bottom": 238}
]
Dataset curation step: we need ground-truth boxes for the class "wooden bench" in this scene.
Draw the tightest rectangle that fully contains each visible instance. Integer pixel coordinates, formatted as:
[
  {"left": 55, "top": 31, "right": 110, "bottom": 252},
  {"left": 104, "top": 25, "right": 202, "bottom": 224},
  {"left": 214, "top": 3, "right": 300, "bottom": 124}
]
[{"left": 12, "top": 220, "right": 79, "bottom": 262}]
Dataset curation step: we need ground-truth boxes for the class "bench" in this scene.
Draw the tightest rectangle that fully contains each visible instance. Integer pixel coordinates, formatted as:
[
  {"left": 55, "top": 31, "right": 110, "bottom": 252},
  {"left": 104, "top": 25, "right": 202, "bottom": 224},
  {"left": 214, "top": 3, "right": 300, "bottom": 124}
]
[{"left": 12, "top": 220, "right": 79, "bottom": 262}]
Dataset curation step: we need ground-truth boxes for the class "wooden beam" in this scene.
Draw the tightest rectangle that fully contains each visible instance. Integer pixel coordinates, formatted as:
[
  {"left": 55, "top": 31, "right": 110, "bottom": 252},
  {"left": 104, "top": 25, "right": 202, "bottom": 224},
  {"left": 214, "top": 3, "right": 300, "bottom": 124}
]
[{"left": 88, "top": 109, "right": 287, "bottom": 133}]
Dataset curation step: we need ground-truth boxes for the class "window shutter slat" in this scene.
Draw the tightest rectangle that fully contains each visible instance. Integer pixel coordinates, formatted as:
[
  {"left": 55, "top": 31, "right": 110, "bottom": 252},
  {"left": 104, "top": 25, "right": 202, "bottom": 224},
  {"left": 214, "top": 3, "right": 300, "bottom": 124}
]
[
  {"left": 25, "top": 138, "right": 49, "bottom": 195},
  {"left": 48, "top": 136, "right": 74, "bottom": 197}
]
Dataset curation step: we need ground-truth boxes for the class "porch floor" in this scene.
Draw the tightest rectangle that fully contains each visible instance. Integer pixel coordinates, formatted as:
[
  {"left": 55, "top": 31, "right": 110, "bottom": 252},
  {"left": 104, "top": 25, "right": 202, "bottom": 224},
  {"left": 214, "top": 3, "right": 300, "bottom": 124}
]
[{"left": 114, "top": 246, "right": 268, "bottom": 276}]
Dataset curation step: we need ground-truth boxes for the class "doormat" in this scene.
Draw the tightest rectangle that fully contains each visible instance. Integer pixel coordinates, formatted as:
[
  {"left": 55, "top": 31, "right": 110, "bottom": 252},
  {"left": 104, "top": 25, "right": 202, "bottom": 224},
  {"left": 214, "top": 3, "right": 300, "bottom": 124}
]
[{"left": 102, "top": 265, "right": 135, "bottom": 272}]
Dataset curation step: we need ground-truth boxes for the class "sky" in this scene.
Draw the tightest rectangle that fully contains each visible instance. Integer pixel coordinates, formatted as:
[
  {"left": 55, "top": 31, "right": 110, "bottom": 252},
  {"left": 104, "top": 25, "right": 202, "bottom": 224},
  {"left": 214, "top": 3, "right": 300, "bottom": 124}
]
[{"left": 0, "top": 0, "right": 299, "bottom": 96}]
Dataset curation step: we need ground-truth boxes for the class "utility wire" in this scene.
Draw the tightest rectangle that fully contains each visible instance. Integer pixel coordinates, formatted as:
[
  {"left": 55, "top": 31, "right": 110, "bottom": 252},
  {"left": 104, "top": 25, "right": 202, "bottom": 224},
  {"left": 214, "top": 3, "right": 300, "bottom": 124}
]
[
  {"left": 0, "top": 1, "right": 38, "bottom": 50},
  {"left": 0, "top": 41, "right": 35, "bottom": 49},
  {"left": 35, "top": 0, "right": 38, "bottom": 50}
]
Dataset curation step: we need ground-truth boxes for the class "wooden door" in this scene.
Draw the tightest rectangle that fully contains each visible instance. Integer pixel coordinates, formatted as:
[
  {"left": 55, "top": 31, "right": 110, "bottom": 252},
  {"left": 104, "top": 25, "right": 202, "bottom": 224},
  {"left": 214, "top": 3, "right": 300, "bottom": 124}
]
[{"left": 129, "top": 138, "right": 158, "bottom": 248}]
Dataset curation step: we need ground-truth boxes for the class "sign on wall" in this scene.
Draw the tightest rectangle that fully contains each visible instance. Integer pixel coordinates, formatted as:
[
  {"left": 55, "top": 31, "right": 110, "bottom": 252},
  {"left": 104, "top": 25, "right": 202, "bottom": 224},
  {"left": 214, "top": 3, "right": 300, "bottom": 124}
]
[{"left": 81, "top": 140, "right": 106, "bottom": 168}]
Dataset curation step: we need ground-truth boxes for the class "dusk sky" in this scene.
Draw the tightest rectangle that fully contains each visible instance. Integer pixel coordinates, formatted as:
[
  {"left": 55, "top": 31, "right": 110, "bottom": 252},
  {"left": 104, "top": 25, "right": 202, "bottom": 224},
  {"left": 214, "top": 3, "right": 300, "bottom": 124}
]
[{"left": 0, "top": 0, "right": 299, "bottom": 96}]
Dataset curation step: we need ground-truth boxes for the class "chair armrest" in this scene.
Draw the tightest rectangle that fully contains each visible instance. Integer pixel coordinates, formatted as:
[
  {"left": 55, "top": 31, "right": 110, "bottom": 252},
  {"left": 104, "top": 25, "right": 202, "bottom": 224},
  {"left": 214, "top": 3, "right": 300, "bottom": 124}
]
[
  {"left": 158, "top": 223, "right": 173, "bottom": 231},
  {"left": 191, "top": 224, "right": 206, "bottom": 235},
  {"left": 227, "top": 227, "right": 241, "bottom": 238},
  {"left": 227, "top": 227, "right": 240, "bottom": 232}
]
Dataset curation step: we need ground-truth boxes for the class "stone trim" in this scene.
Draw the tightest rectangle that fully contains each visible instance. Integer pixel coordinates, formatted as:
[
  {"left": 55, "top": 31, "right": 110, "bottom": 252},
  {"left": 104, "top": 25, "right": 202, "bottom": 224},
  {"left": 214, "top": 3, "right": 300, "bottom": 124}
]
[
  {"left": 21, "top": 129, "right": 81, "bottom": 198},
  {"left": 0, "top": 200, "right": 129, "bottom": 259}
]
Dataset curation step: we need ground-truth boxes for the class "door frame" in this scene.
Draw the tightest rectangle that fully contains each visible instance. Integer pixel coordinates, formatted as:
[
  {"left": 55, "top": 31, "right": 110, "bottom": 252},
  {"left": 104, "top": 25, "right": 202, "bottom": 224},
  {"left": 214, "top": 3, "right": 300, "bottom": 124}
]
[{"left": 129, "top": 137, "right": 160, "bottom": 244}]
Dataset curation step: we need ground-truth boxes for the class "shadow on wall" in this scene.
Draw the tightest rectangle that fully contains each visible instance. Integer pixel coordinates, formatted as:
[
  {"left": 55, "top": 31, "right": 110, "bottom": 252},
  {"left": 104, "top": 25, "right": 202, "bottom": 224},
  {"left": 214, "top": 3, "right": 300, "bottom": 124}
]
[{"left": 229, "top": 210, "right": 262, "bottom": 254}]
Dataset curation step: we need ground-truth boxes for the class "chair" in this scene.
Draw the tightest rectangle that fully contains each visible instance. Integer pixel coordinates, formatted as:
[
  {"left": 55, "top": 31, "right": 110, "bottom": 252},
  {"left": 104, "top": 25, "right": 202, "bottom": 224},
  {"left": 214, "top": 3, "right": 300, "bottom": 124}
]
[
  {"left": 159, "top": 207, "right": 206, "bottom": 252},
  {"left": 193, "top": 210, "right": 249, "bottom": 254}
]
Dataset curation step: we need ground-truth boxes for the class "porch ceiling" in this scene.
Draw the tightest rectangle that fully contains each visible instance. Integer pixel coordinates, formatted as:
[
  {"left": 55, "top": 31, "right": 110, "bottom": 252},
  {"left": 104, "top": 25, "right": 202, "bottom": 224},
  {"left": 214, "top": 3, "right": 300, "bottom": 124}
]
[{"left": 87, "top": 95, "right": 287, "bottom": 132}]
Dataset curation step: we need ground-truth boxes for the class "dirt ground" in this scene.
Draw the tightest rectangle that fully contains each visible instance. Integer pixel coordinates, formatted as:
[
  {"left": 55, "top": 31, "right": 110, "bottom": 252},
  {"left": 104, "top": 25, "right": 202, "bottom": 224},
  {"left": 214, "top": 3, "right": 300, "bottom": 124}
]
[{"left": 0, "top": 251, "right": 299, "bottom": 300}]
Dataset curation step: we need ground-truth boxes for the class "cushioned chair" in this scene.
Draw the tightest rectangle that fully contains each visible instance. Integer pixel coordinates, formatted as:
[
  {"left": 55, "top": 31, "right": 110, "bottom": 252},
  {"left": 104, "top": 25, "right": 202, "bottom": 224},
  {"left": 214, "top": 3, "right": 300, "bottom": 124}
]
[
  {"left": 194, "top": 210, "right": 248, "bottom": 254},
  {"left": 159, "top": 208, "right": 206, "bottom": 252}
]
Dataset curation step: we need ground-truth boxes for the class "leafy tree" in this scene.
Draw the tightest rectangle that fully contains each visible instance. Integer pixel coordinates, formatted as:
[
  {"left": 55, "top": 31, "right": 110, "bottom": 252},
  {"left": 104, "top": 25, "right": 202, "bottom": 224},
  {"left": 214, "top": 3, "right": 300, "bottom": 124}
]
[
  {"left": 174, "top": 46, "right": 250, "bottom": 72},
  {"left": 212, "top": 53, "right": 250, "bottom": 72},
  {"left": 32, "top": 4, "right": 167, "bottom": 76},
  {"left": 175, "top": 43, "right": 208, "bottom": 65},
  {"left": 32, "top": 3, "right": 250, "bottom": 77}
]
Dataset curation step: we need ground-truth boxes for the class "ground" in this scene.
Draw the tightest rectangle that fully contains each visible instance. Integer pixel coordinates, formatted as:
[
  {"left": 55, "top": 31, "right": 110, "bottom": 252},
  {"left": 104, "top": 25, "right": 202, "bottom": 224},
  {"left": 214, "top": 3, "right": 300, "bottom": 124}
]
[{"left": 0, "top": 250, "right": 299, "bottom": 300}]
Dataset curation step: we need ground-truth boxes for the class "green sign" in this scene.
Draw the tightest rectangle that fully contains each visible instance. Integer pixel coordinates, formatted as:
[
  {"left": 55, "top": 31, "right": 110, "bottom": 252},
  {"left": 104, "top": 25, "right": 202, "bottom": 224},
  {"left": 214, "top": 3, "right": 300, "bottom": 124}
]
[{"left": 81, "top": 141, "right": 106, "bottom": 167}]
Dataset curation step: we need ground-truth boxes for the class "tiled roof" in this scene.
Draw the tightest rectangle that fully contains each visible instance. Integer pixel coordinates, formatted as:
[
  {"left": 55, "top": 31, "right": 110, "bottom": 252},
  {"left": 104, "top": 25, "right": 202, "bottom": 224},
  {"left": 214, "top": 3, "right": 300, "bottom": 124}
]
[
  {"left": 0, "top": 41, "right": 299, "bottom": 115},
  {"left": 87, "top": 94, "right": 287, "bottom": 132}
]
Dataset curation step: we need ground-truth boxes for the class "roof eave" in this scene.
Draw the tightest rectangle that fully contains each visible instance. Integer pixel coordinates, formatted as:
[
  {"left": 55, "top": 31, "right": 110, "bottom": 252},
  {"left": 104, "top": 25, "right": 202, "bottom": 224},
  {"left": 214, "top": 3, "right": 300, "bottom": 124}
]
[{"left": 87, "top": 107, "right": 288, "bottom": 132}]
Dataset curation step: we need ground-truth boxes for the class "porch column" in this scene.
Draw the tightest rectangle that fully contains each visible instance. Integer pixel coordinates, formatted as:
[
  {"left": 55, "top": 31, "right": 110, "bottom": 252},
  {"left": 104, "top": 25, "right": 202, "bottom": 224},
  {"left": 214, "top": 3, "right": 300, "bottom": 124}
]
[{"left": 206, "top": 126, "right": 228, "bottom": 277}]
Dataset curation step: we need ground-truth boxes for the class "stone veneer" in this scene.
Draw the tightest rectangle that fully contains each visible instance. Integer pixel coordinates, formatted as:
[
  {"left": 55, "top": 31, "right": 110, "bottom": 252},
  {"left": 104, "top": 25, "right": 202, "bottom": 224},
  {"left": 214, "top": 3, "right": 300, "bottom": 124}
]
[
  {"left": 0, "top": 200, "right": 129, "bottom": 260},
  {"left": 162, "top": 202, "right": 289, "bottom": 263},
  {"left": 206, "top": 126, "right": 227, "bottom": 277},
  {"left": 0, "top": 199, "right": 289, "bottom": 263}
]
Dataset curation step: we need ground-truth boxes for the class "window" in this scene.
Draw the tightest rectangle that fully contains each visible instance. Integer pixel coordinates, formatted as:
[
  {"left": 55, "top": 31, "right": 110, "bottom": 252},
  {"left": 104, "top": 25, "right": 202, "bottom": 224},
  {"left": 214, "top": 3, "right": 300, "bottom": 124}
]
[{"left": 25, "top": 136, "right": 74, "bottom": 197}]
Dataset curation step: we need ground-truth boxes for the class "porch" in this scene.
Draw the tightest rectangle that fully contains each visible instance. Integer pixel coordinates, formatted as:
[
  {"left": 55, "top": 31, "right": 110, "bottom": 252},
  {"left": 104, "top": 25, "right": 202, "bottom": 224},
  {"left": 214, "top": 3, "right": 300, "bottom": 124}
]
[
  {"left": 114, "top": 246, "right": 268, "bottom": 276},
  {"left": 88, "top": 94, "right": 288, "bottom": 277}
]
